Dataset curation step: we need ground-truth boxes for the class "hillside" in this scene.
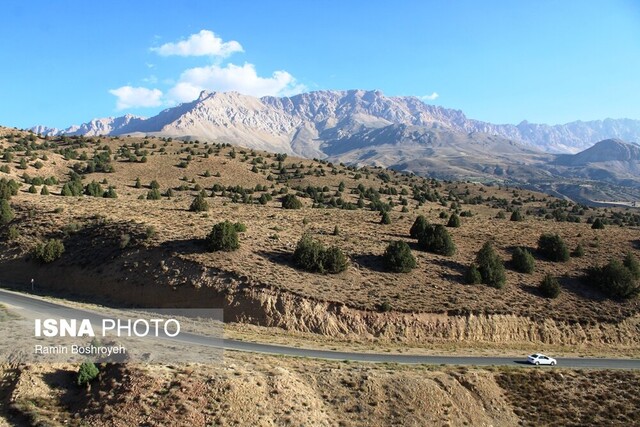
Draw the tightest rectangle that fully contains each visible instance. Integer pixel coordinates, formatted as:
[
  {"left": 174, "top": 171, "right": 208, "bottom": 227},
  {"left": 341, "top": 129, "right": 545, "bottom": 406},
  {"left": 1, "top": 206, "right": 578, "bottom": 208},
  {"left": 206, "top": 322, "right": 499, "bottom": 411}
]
[
  {"left": 0, "top": 127, "right": 639, "bottom": 354},
  {"left": 2, "top": 358, "right": 639, "bottom": 426}
]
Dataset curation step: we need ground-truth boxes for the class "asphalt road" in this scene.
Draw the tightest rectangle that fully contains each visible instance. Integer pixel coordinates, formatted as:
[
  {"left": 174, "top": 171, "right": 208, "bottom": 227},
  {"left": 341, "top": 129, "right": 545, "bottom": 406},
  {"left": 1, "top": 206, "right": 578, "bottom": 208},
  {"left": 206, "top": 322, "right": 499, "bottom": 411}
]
[{"left": 1, "top": 288, "right": 639, "bottom": 369}]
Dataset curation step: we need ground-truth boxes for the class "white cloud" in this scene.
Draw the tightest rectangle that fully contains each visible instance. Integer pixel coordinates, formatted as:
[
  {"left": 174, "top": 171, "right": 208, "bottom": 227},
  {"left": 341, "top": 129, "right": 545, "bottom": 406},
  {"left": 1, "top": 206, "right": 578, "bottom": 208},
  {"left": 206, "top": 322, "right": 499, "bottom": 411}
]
[
  {"left": 167, "top": 63, "right": 306, "bottom": 103},
  {"left": 420, "top": 92, "right": 440, "bottom": 101},
  {"left": 151, "top": 30, "right": 243, "bottom": 58},
  {"left": 109, "top": 86, "right": 163, "bottom": 110}
]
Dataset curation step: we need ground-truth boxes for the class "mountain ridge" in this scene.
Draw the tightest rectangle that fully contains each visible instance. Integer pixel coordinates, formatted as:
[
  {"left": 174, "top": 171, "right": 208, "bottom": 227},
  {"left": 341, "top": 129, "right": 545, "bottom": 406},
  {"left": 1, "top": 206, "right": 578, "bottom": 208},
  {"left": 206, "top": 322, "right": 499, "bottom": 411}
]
[{"left": 31, "top": 89, "right": 640, "bottom": 155}]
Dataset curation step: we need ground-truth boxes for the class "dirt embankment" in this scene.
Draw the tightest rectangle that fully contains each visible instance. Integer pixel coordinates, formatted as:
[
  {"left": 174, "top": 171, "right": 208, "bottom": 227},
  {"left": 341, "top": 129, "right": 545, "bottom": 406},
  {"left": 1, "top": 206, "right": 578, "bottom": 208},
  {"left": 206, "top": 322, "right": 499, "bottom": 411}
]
[{"left": 2, "top": 250, "right": 639, "bottom": 350}]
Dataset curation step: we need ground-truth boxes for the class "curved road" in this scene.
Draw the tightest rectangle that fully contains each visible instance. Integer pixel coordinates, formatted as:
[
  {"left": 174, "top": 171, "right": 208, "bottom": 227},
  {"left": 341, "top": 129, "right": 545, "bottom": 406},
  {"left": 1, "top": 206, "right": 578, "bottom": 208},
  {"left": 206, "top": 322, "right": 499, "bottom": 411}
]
[{"left": 1, "top": 288, "right": 639, "bottom": 369}]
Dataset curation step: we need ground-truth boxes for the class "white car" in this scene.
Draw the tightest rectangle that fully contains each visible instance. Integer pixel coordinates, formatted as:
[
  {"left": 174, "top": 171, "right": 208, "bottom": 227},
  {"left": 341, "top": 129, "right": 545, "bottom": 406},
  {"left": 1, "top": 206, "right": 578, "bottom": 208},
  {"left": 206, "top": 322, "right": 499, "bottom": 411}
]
[{"left": 527, "top": 353, "right": 557, "bottom": 366}]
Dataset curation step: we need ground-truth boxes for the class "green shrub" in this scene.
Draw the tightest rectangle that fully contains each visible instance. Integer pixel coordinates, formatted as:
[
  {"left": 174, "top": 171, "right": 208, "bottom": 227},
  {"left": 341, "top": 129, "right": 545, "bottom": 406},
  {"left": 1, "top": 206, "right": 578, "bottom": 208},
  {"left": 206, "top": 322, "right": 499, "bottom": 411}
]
[
  {"left": 378, "top": 301, "right": 392, "bottom": 312},
  {"left": 149, "top": 180, "right": 160, "bottom": 189},
  {"left": 510, "top": 210, "right": 524, "bottom": 222},
  {"left": 586, "top": 259, "right": 639, "bottom": 299},
  {"left": 464, "top": 264, "right": 482, "bottom": 284},
  {"left": 84, "top": 180, "right": 103, "bottom": 197},
  {"left": 417, "top": 224, "right": 455, "bottom": 256},
  {"left": 447, "top": 213, "right": 461, "bottom": 228},
  {"left": 147, "top": 188, "right": 161, "bottom": 200},
  {"left": 6, "top": 225, "right": 19, "bottom": 240},
  {"left": 292, "top": 235, "right": 347, "bottom": 274},
  {"left": 28, "top": 185, "right": 37, "bottom": 194},
  {"left": 537, "top": 233, "right": 570, "bottom": 262},
  {"left": 281, "top": 194, "right": 302, "bottom": 209},
  {"left": 293, "top": 235, "right": 325, "bottom": 273},
  {"left": 539, "top": 274, "right": 561, "bottom": 298},
  {"left": 233, "top": 222, "right": 247, "bottom": 232},
  {"left": 409, "top": 215, "right": 429, "bottom": 238},
  {"left": 103, "top": 186, "right": 117, "bottom": 198},
  {"left": 496, "top": 211, "right": 506, "bottom": 219},
  {"left": 591, "top": 218, "right": 605, "bottom": 230},
  {"left": 572, "top": 243, "right": 585, "bottom": 257},
  {"left": 0, "top": 199, "right": 14, "bottom": 225},
  {"left": 380, "top": 211, "right": 391, "bottom": 224},
  {"left": 476, "top": 241, "right": 506, "bottom": 288},
  {"left": 511, "top": 247, "right": 535, "bottom": 274},
  {"left": 383, "top": 241, "right": 416, "bottom": 273},
  {"left": 40, "top": 185, "right": 50, "bottom": 195},
  {"left": 207, "top": 221, "right": 239, "bottom": 252},
  {"left": 0, "top": 178, "right": 19, "bottom": 200},
  {"left": 189, "top": 193, "right": 209, "bottom": 212},
  {"left": 323, "top": 246, "right": 349, "bottom": 274},
  {"left": 623, "top": 252, "right": 640, "bottom": 280},
  {"left": 77, "top": 362, "right": 99, "bottom": 387},
  {"left": 33, "top": 239, "right": 65, "bottom": 263}
]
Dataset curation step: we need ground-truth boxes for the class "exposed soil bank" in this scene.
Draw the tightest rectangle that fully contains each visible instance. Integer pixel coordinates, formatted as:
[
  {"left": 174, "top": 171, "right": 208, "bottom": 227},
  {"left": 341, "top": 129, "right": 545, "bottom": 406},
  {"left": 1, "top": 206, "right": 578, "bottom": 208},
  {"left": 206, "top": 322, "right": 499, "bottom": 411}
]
[{"left": 2, "top": 253, "right": 639, "bottom": 349}]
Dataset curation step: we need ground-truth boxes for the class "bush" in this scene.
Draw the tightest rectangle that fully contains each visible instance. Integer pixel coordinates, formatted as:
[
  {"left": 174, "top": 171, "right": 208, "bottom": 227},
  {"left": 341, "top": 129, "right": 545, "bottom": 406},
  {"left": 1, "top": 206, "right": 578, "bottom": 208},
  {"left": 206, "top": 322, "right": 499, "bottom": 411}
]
[
  {"left": 447, "top": 213, "right": 461, "bottom": 228},
  {"left": 510, "top": 210, "right": 524, "bottom": 222},
  {"left": 496, "top": 211, "right": 506, "bottom": 219},
  {"left": 147, "top": 188, "right": 162, "bottom": 200},
  {"left": 572, "top": 243, "right": 585, "bottom": 257},
  {"left": 380, "top": 211, "right": 391, "bottom": 224},
  {"left": 587, "top": 259, "right": 639, "bottom": 299},
  {"left": 189, "top": 193, "right": 209, "bottom": 212},
  {"left": 84, "top": 180, "right": 103, "bottom": 197},
  {"left": 591, "top": 218, "right": 605, "bottom": 230},
  {"left": 281, "top": 194, "right": 302, "bottom": 209},
  {"left": 476, "top": 241, "right": 506, "bottom": 288},
  {"left": 0, "top": 199, "right": 14, "bottom": 225},
  {"left": 623, "top": 252, "right": 640, "bottom": 280},
  {"left": 537, "top": 233, "right": 570, "bottom": 262},
  {"left": 464, "top": 264, "right": 482, "bottom": 284},
  {"left": 383, "top": 241, "right": 416, "bottom": 273},
  {"left": 33, "top": 239, "right": 65, "bottom": 263},
  {"left": 77, "top": 362, "right": 99, "bottom": 387},
  {"left": 417, "top": 224, "right": 455, "bottom": 256},
  {"left": 233, "top": 222, "right": 247, "bottom": 233},
  {"left": 293, "top": 235, "right": 325, "bottom": 272},
  {"left": 323, "top": 246, "right": 349, "bottom": 274},
  {"left": 332, "top": 225, "right": 340, "bottom": 236},
  {"left": 40, "top": 185, "right": 50, "bottom": 195},
  {"left": 103, "top": 186, "right": 117, "bottom": 198},
  {"left": 292, "top": 235, "right": 348, "bottom": 274},
  {"left": 409, "top": 215, "right": 429, "bottom": 238},
  {"left": 511, "top": 247, "right": 535, "bottom": 274},
  {"left": 207, "top": 221, "right": 239, "bottom": 252},
  {"left": 539, "top": 274, "right": 561, "bottom": 298},
  {"left": 378, "top": 301, "right": 392, "bottom": 312}
]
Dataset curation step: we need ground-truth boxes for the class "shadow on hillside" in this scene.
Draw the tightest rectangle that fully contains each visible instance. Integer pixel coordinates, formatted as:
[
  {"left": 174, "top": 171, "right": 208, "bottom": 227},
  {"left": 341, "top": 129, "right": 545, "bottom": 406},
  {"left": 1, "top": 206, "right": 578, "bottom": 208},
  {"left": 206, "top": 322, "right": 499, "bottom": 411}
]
[
  {"left": 431, "top": 258, "right": 467, "bottom": 283},
  {"left": 158, "top": 238, "right": 206, "bottom": 256},
  {"left": 521, "top": 273, "right": 606, "bottom": 302},
  {"left": 255, "top": 249, "right": 296, "bottom": 268},
  {"left": 351, "top": 254, "right": 387, "bottom": 272}
]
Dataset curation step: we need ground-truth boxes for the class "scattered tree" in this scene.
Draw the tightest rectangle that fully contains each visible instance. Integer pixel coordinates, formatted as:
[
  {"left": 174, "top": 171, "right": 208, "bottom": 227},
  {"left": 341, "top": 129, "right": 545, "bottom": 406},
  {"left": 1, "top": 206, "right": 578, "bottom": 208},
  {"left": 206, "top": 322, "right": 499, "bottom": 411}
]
[
  {"left": 511, "top": 247, "right": 535, "bottom": 274},
  {"left": 447, "top": 213, "right": 461, "bottom": 228},
  {"left": 33, "top": 239, "right": 65, "bottom": 263},
  {"left": 207, "top": 221, "right": 239, "bottom": 252},
  {"left": 417, "top": 224, "right": 455, "bottom": 256},
  {"left": 537, "top": 233, "right": 570, "bottom": 262},
  {"left": 383, "top": 241, "right": 416, "bottom": 273},
  {"left": 189, "top": 193, "right": 209, "bottom": 212},
  {"left": 591, "top": 218, "right": 605, "bottom": 230},
  {"left": 409, "top": 215, "right": 429, "bottom": 238},
  {"left": 475, "top": 241, "right": 506, "bottom": 288},
  {"left": 539, "top": 274, "right": 561, "bottom": 298},
  {"left": 281, "top": 194, "right": 302, "bottom": 209},
  {"left": 77, "top": 362, "right": 99, "bottom": 387}
]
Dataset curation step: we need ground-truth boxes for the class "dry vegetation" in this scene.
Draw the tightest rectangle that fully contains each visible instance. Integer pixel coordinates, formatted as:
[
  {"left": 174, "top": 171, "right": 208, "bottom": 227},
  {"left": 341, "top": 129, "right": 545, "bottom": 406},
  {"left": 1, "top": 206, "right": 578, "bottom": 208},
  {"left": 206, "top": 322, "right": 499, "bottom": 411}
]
[
  {"left": 1, "top": 127, "right": 638, "bottom": 328},
  {"left": 1, "top": 358, "right": 638, "bottom": 427}
]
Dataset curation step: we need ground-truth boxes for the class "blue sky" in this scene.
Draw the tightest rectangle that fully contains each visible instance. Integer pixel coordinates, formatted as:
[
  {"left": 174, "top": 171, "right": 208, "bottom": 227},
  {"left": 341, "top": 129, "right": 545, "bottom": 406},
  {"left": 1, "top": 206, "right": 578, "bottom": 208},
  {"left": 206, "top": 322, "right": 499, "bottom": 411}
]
[{"left": 1, "top": 0, "right": 639, "bottom": 129}]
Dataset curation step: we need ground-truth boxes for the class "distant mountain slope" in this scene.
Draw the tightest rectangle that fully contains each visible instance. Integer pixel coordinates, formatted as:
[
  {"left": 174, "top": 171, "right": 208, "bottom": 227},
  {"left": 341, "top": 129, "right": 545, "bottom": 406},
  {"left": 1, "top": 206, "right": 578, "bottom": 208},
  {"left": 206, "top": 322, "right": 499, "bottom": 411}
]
[{"left": 31, "top": 90, "right": 640, "bottom": 155}]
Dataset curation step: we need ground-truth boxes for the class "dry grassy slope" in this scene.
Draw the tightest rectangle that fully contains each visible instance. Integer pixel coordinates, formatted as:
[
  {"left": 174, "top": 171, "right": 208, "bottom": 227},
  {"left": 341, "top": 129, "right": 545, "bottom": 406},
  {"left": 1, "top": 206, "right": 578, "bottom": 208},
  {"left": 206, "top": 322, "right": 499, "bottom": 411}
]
[
  {"left": 0, "top": 127, "right": 639, "bottom": 345},
  {"left": 1, "top": 358, "right": 639, "bottom": 427}
]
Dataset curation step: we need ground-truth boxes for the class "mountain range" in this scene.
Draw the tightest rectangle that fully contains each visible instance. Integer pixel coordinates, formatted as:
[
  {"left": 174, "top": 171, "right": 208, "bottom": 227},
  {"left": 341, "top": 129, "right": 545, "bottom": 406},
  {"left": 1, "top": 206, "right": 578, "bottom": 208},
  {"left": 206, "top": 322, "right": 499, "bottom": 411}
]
[{"left": 30, "top": 90, "right": 640, "bottom": 203}]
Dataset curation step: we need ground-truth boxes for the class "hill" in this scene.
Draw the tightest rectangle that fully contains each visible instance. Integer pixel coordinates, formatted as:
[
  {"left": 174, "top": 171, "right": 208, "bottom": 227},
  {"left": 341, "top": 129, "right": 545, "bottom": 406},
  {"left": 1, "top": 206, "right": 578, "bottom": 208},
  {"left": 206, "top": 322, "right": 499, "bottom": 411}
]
[{"left": 0, "top": 126, "right": 639, "bottom": 354}]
